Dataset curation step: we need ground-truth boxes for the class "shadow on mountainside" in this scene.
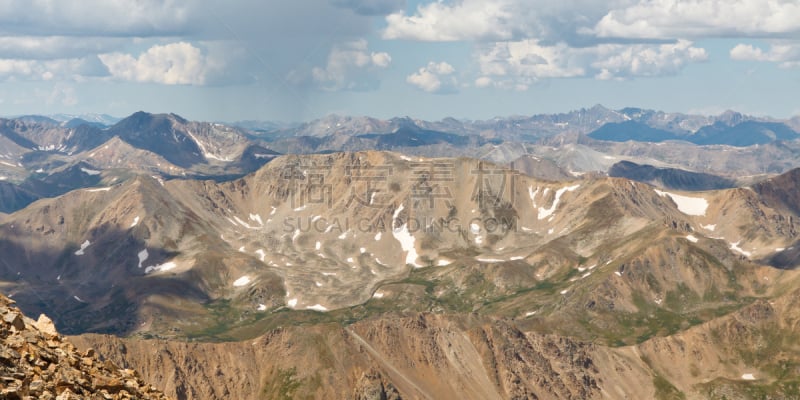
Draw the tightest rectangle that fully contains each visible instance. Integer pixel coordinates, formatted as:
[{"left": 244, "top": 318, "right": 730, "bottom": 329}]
[
  {"left": 759, "top": 239, "right": 800, "bottom": 270},
  {"left": 0, "top": 224, "right": 210, "bottom": 336}
]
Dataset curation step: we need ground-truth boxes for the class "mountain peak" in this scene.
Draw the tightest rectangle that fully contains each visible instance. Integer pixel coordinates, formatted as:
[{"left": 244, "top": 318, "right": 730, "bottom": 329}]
[{"left": 717, "top": 109, "right": 745, "bottom": 125}]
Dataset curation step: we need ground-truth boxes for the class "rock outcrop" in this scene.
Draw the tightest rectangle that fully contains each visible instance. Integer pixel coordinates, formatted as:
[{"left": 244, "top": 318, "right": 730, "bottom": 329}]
[{"left": 0, "top": 293, "right": 171, "bottom": 400}]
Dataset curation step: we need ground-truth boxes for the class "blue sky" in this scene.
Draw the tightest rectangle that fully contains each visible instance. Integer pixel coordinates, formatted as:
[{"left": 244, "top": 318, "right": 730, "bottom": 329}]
[{"left": 0, "top": 0, "right": 798, "bottom": 122}]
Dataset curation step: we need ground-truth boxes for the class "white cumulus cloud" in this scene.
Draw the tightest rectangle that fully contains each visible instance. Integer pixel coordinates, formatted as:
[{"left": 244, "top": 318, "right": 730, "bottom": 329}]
[
  {"left": 310, "top": 39, "right": 391, "bottom": 91},
  {"left": 730, "top": 42, "right": 800, "bottom": 68},
  {"left": 406, "top": 61, "right": 458, "bottom": 93},
  {"left": 592, "top": 40, "right": 709, "bottom": 79},
  {"left": 476, "top": 39, "right": 707, "bottom": 88},
  {"left": 593, "top": 0, "right": 800, "bottom": 39},
  {"left": 99, "top": 42, "right": 219, "bottom": 85},
  {"left": 384, "top": 0, "right": 519, "bottom": 41}
]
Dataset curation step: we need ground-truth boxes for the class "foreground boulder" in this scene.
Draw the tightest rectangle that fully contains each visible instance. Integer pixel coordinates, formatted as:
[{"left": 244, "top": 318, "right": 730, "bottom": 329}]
[{"left": 0, "top": 293, "right": 171, "bottom": 400}]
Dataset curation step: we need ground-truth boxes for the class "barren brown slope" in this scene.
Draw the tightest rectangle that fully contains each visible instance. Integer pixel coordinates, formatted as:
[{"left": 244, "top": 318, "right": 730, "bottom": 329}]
[{"left": 72, "top": 313, "right": 657, "bottom": 400}]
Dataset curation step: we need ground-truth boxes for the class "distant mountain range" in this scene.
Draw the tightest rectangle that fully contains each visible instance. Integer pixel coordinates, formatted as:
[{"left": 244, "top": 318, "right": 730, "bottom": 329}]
[
  {"left": 250, "top": 105, "right": 800, "bottom": 148},
  {"left": 2, "top": 106, "right": 800, "bottom": 215},
  {"left": 589, "top": 119, "right": 800, "bottom": 146}
]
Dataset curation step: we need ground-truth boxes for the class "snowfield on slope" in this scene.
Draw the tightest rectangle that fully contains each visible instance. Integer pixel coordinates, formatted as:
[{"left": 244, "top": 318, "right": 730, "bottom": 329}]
[
  {"left": 392, "top": 204, "right": 421, "bottom": 268},
  {"left": 538, "top": 184, "right": 580, "bottom": 220},
  {"left": 654, "top": 189, "right": 708, "bottom": 216}
]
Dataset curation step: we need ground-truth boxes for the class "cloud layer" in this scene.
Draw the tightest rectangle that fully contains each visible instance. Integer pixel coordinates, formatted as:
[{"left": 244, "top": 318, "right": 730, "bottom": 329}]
[
  {"left": 1, "top": 0, "right": 799, "bottom": 113},
  {"left": 384, "top": 0, "right": 800, "bottom": 92},
  {"left": 407, "top": 62, "right": 458, "bottom": 93}
]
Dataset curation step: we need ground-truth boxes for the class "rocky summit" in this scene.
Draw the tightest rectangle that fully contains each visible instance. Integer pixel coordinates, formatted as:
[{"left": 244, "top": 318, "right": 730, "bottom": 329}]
[{"left": 0, "top": 293, "right": 170, "bottom": 400}]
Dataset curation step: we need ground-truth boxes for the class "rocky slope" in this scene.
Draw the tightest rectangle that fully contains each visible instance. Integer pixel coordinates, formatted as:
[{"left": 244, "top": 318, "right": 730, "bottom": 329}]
[
  {"left": 0, "top": 293, "right": 170, "bottom": 399},
  {"left": 72, "top": 313, "right": 656, "bottom": 400},
  {"left": 70, "top": 284, "right": 800, "bottom": 400}
]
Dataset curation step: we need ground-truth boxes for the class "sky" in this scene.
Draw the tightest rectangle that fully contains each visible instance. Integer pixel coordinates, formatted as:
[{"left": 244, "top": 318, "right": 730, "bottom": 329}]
[{"left": 0, "top": 0, "right": 799, "bottom": 122}]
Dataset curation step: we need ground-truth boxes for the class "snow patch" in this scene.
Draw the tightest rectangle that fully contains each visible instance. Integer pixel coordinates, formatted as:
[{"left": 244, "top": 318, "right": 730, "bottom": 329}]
[
  {"left": 360, "top": 247, "right": 366, "bottom": 254},
  {"left": 437, "top": 259, "right": 452, "bottom": 266},
  {"left": 80, "top": 167, "right": 101, "bottom": 175},
  {"left": 137, "top": 249, "right": 149, "bottom": 268},
  {"left": 257, "top": 304, "right": 267, "bottom": 311},
  {"left": 528, "top": 186, "right": 539, "bottom": 207},
  {"left": 686, "top": 235, "right": 699, "bottom": 243},
  {"left": 185, "top": 130, "right": 232, "bottom": 162},
  {"left": 654, "top": 189, "right": 708, "bottom": 216},
  {"left": 234, "top": 216, "right": 259, "bottom": 230},
  {"left": 316, "top": 241, "right": 321, "bottom": 250},
  {"left": 525, "top": 311, "right": 537, "bottom": 317},
  {"left": 130, "top": 216, "right": 140, "bottom": 228},
  {"left": 374, "top": 232, "right": 382, "bottom": 241},
  {"left": 476, "top": 257, "right": 504, "bottom": 263},
  {"left": 730, "top": 241, "right": 752, "bottom": 257},
  {"left": 470, "top": 223, "right": 481, "bottom": 234},
  {"left": 373, "top": 292, "right": 384, "bottom": 299},
  {"left": 306, "top": 304, "right": 328, "bottom": 312},
  {"left": 392, "top": 204, "right": 422, "bottom": 268},
  {"left": 287, "top": 298, "right": 298, "bottom": 307},
  {"left": 560, "top": 289, "right": 569, "bottom": 295},
  {"left": 249, "top": 214, "right": 263, "bottom": 226},
  {"left": 538, "top": 184, "right": 580, "bottom": 220},
  {"left": 702, "top": 224, "right": 716, "bottom": 231},
  {"left": 145, "top": 261, "right": 176, "bottom": 274},
  {"left": 74, "top": 240, "right": 91, "bottom": 256},
  {"left": 255, "top": 249, "right": 266, "bottom": 261},
  {"left": 233, "top": 276, "right": 251, "bottom": 287},
  {"left": 86, "top": 187, "right": 111, "bottom": 192},
  {"left": 741, "top": 374, "right": 756, "bottom": 380},
  {"left": 615, "top": 271, "right": 622, "bottom": 277}
]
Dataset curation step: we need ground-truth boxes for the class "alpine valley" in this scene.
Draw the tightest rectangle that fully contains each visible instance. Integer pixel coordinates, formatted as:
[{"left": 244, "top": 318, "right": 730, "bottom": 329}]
[{"left": 3, "top": 106, "right": 800, "bottom": 399}]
